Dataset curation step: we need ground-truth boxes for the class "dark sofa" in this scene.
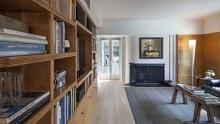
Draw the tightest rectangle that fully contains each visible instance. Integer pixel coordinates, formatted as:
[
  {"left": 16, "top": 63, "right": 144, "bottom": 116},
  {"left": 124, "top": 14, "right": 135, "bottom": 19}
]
[{"left": 201, "top": 79, "right": 220, "bottom": 98}]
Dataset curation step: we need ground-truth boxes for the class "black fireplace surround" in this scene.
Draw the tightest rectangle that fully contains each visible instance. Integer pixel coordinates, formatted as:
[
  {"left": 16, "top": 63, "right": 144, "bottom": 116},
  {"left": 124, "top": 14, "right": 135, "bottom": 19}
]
[{"left": 130, "top": 63, "right": 165, "bottom": 86}]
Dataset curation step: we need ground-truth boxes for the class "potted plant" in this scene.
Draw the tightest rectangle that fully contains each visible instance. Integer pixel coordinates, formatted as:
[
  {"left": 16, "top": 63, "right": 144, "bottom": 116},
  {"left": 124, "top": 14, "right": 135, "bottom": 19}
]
[{"left": 205, "top": 70, "right": 215, "bottom": 79}]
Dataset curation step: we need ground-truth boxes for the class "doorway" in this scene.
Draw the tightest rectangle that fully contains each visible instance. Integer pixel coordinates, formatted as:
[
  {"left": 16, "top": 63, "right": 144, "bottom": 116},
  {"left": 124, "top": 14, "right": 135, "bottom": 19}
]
[{"left": 100, "top": 38, "right": 121, "bottom": 80}]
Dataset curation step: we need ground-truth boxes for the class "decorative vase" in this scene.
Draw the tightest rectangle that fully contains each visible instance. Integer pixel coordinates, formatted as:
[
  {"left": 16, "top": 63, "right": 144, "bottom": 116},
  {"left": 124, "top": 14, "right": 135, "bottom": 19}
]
[{"left": 205, "top": 75, "right": 212, "bottom": 79}]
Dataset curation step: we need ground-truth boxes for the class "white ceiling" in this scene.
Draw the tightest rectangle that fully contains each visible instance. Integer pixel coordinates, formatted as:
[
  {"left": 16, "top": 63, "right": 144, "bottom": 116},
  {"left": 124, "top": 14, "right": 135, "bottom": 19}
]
[{"left": 95, "top": 0, "right": 220, "bottom": 20}]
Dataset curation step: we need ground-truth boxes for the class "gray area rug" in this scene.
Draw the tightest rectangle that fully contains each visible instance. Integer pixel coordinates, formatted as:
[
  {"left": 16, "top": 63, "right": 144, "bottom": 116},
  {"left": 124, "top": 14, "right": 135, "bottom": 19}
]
[{"left": 124, "top": 87, "right": 220, "bottom": 124}]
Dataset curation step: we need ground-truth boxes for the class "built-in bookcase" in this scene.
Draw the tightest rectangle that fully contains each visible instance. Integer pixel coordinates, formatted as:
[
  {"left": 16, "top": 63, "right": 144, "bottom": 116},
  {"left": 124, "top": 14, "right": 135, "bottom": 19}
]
[{"left": 0, "top": 0, "right": 97, "bottom": 123}]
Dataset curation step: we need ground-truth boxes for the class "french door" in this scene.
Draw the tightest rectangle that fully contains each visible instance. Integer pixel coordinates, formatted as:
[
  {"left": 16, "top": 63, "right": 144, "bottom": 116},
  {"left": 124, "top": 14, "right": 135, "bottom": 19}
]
[{"left": 100, "top": 38, "right": 121, "bottom": 80}]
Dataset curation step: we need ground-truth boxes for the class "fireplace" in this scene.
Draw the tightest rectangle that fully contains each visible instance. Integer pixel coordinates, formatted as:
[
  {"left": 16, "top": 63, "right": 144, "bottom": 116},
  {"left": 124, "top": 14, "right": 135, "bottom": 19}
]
[{"left": 130, "top": 63, "right": 165, "bottom": 86}]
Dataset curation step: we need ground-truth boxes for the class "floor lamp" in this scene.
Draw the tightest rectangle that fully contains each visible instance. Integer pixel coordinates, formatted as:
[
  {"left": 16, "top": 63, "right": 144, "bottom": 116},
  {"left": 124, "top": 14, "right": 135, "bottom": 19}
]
[{"left": 189, "top": 40, "right": 196, "bottom": 87}]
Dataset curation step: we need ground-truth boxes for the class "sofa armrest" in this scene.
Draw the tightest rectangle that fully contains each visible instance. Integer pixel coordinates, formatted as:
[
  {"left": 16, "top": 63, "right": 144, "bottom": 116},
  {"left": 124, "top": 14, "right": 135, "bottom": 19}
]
[
  {"left": 205, "top": 79, "right": 220, "bottom": 87},
  {"left": 201, "top": 85, "right": 220, "bottom": 98}
]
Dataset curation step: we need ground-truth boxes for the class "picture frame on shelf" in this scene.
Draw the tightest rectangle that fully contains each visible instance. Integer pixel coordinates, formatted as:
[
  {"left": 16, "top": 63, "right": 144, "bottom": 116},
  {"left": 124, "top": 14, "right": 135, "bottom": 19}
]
[{"left": 139, "top": 37, "right": 163, "bottom": 59}]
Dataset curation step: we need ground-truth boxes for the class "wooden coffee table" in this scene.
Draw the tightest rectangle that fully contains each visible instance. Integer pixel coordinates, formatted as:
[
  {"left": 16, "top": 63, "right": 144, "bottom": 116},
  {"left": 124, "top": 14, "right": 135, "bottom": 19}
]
[{"left": 171, "top": 84, "right": 220, "bottom": 123}]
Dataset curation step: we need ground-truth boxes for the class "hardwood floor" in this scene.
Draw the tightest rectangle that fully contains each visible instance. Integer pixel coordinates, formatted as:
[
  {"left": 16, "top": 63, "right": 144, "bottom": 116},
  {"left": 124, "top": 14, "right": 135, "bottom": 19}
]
[
  {"left": 70, "top": 80, "right": 136, "bottom": 124},
  {"left": 95, "top": 81, "right": 136, "bottom": 124}
]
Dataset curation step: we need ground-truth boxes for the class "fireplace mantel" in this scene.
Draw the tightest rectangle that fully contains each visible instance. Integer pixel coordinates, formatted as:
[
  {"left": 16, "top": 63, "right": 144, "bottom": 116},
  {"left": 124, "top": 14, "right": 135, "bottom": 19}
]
[
  {"left": 130, "top": 63, "right": 165, "bottom": 86},
  {"left": 130, "top": 63, "right": 165, "bottom": 66}
]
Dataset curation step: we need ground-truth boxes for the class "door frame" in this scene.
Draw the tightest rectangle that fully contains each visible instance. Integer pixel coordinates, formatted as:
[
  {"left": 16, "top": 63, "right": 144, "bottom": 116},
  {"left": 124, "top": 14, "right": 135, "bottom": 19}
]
[{"left": 100, "top": 37, "right": 122, "bottom": 80}]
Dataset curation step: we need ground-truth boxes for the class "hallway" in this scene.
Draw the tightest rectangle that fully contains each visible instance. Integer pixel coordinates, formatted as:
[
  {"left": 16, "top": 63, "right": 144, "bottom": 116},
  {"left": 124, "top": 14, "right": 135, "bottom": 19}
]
[{"left": 70, "top": 80, "right": 135, "bottom": 124}]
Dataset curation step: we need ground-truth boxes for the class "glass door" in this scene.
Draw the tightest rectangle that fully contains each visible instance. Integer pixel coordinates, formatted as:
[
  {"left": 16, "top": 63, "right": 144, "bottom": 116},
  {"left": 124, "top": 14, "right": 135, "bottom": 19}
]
[{"left": 100, "top": 38, "right": 121, "bottom": 80}]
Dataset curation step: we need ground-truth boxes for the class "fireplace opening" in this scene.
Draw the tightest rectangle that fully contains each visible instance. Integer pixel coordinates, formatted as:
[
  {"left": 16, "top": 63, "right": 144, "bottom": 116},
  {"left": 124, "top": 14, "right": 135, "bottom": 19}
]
[{"left": 130, "top": 63, "right": 165, "bottom": 86}]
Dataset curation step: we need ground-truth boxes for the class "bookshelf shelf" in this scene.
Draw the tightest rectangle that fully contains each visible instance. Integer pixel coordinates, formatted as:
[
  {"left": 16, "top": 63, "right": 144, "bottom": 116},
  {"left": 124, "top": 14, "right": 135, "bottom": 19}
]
[
  {"left": 77, "top": 21, "right": 92, "bottom": 35},
  {"left": 24, "top": 102, "right": 53, "bottom": 124},
  {"left": 0, "top": 54, "right": 52, "bottom": 69},
  {"left": 92, "top": 36, "right": 96, "bottom": 40},
  {"left": 0, "top": 0, "right": 97, "bottom": 123},
  {"left": 76, "top": 71, "right": 92, "bottom": 88},
  {"left": 53, "top": 52, "right": 76, "bottom": 60},
  {"left": 53, "top": 81, "right": 76, "bottom": 103}
]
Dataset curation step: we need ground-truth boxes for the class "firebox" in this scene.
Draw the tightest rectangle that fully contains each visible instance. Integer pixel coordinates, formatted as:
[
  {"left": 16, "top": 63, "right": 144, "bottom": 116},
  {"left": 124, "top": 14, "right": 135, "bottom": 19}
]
[{"left": 130, "top": 63, "right": 165, "bottom": 86}]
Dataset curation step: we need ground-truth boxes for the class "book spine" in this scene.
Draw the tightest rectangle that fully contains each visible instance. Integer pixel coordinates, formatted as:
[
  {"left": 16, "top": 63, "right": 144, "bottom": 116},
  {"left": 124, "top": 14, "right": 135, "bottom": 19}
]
[
  {"left": 58, "top": 0, "right": 70, "bottom": 17},
  {"left": 61, "top": 97, "right": 65, "bottom": 124},
  {"left": 64, "top": 95, "right": 67, "bottom": 124},
  {"left": 58, "top": 22, "right": 65, "bottom": 53},
  {"left": 66, "top": 94, "right": 69, "bottom": 121},
  {"left": 10, "top": 96, "right": 49, "bottom": 124},
  {"left": 8, "top": 92, "right": 49, "bottom": 123},
  {"left": 70, "top": 89, "right": 73, "bottom": 117},
  {"left": 58, "top": 102, "right": 62, "bottom": 124},
  {"left": 54, "top": 105, "right": 57, "bottom": 124},
  {"left": 55, "top": 21, "right": 58, "bottom": 53},
  {"left": 0, "top": 28, "right": 46, "bottom": 40},
  {"left": 72, "top": 89, "right": 75, "bottom": 113},
  {"left": 55, "top": 21, "right": 63, "bottom": 53},
  {"left": 68, "top": 90, "right": 72, "bottom": 120},
  {"left": 0, "top": 41, "right": 46, "bottom": 51},
  {"left": 0, "top": 33, "right": 47, "bottom": 45},
  {"left": 0, "top": 51, "right": 46, "bottom": 57}
]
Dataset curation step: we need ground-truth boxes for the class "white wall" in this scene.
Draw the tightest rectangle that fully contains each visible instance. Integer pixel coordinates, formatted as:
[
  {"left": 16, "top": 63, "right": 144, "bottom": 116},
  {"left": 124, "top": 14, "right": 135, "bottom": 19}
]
[
  {"left": 203, "top": 13, "right": 220, "bottom": 34},
  {"left": 97, "top": 19, "right": 204, "bottom": 35},
  {"left": 97, "top": 19, "right": 203, "bottom": 83}
]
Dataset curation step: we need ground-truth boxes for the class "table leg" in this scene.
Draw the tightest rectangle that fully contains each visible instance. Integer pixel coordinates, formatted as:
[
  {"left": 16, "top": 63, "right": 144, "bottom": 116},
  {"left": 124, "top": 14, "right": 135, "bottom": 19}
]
[
  {"left": 171, "top": 88, "right": 178, "bottom": 104},
  {"left": 193, "top": 102, "right": 202, "bottom": 123},
  {"left": 206, "top": 105, "right": 214, "bottom": 123},
  {"left": 182, "top": 93, "right": 188, "bottom": 104},
  {"left": 197, "top": 78, "right": 200, "bottom": 87}
]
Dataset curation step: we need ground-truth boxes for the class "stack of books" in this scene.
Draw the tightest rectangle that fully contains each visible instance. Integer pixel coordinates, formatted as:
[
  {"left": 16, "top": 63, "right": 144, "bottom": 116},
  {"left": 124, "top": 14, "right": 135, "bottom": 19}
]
[
  {"left": 55, "top": 21, "right": 70, "bottom": 53},
  {"left": 0, "top": 91, "right": 50, "bottom": 124},
  {"left": 0, "top": 28, "right": 47, "bottom": 57},
  {"left": 197, "top": 93, "right": 219, "bottom": 102},
  {"left": 185, "top": 86, "right": 205, "bottom": 95},
  {"left": 54, "top": 89, "right": 75, "bottom": 124},
  {"left": 55, "top": 70, "right": 67, "bottom": 89},
  {"left": 176, "top": 83, "right": 185, "bottom": 88}
]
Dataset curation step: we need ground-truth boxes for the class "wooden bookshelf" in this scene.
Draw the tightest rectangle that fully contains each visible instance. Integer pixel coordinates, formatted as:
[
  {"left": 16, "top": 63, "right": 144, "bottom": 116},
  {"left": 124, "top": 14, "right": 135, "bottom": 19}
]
[{"left": 0, "top": 0, "right": 97, "bottom": 123}]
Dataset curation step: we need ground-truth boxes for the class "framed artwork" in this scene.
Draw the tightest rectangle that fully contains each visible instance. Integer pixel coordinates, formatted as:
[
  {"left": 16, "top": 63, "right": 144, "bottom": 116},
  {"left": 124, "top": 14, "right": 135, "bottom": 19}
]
[{"left": 139, "top": 37, "right": 163, "bottom": 59}]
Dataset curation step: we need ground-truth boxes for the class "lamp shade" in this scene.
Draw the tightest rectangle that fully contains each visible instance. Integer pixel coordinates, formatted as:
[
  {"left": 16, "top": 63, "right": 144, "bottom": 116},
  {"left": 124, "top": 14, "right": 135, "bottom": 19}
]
[{"left": 189, "top": 40, "right": 196, "bottom": 48}]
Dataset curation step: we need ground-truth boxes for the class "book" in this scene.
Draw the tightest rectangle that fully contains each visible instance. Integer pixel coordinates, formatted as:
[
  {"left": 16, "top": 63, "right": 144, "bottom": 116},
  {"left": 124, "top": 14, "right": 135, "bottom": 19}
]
[
  {"left": 10, "top": 95, "right": 49, "bottom": 124},
  {"left": 72, "top": 89, "right": 75, "bottom": 113},
  {"left": 184, "top": 86, "right": 205, "bottom": 95},
  {"left": 176, "top": 83, "right": 185, "bottom": 88},
  {"left": 55, "top": 21, "right": 66, "bottom": 53},
  {"left": 56, "top": 101, "right": 62, "bottom": 124},
  {"left": 0, "top": 41, "right": 46, "bottom": 51},
  {"left": 59, "top": 22, "right": 66, "bottom": 53},
  {"left": 0, "top": 33, "right": 47, "bottom": 45},
  {"left": 0, "top": 15, "right": 29, "bottom": 33},
  {"left": 0, "top": 28, "right": 46, "bottom": 40},
  {"left": 0, "top": 51, "right": 46, "bottom": 57},
  {"left": 198, "top": 93, "right": 219, "bottom": 102},
  {"left": 0, "top": 91, "right": 50, "bottom": 124},
  {"left": 55, "top": 70, "right": 66, "bottom": 89},
  {"left": 58, "top": 0, "right": 71, "bottom": 18}
]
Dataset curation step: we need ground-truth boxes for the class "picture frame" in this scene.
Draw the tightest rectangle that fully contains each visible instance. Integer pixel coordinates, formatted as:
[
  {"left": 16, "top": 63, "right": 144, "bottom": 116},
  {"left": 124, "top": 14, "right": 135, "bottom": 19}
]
[{"left": 139, "top": 37, "right": 163, "bottom": 59}]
